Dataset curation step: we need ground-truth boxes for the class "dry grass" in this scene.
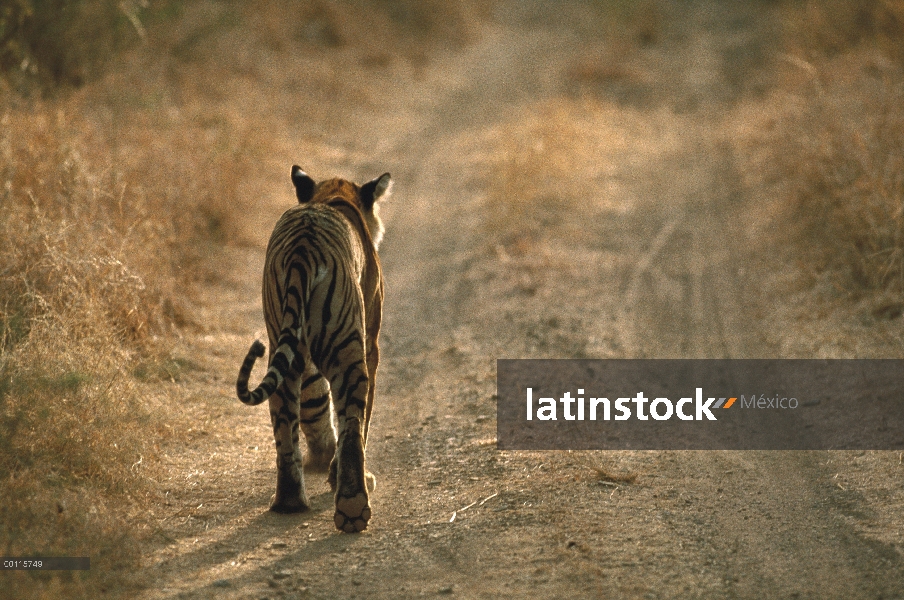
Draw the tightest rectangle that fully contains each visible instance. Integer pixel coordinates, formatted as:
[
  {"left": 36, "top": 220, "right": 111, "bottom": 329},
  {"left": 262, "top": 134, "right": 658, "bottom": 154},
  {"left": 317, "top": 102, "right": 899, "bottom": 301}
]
[
  {"left": 478, "top": 95, "right": 675, "bottom": 272},
  {"left": 732, "top": 0, "right": 904, "bottom": 302},
  {"left": 0, "top": 0, "right": 150, "bottom": 89},
  {"left": 0, "top": 1, "right": 496, "bottom": 596},
  {"left": 0, "top": 84, "right": 224, "bottom": 599},
  {"left": 1, "top": 88, "right": 169, "bottom": 596},
  {"left": 483, "top": 98, "right": 647, "bottom": 238},
  {"left": 563, "top": 0, "right": 664, "bottom": 97},
  {"left": 780, "top": 0, "right": 904, "bottom": 65},
  {"left": 478, "top": 99, "right": 612, "bottom": 297}
]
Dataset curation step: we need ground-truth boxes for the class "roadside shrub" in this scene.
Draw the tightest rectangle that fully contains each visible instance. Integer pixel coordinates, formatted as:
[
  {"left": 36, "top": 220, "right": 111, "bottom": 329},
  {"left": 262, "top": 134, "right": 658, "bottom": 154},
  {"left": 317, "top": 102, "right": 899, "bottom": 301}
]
[
  {"left": 733, "top": 0, "right": 904, "bottom": 298},
  {"left": 0, "top": 0, "right": 148, "bottom": 88}
]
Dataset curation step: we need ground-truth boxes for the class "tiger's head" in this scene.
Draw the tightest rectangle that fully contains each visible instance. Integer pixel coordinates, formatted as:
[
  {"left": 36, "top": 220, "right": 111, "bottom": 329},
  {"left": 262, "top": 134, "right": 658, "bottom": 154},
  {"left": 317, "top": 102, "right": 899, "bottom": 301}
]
[{"left": 290, "top": 165, "right": 392, "bottom": 249}]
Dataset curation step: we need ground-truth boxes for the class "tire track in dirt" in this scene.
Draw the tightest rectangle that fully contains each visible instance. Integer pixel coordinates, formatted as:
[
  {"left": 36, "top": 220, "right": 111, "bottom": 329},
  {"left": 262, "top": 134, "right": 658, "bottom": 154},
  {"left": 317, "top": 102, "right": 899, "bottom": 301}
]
[
  {"left": 616, "top": 2, "right": 904, "bottom": 597},
  {"left": 139, "top": 1, "right": 903, "bottom": 598},
  {"left": 139, "top": 11, "right": 576, "bottom": 598}
]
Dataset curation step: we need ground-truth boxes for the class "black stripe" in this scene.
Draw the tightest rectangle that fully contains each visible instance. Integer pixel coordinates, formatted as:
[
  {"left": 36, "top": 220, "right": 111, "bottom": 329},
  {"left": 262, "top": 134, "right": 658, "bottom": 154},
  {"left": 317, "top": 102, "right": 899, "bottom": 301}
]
[
  {"left": 290, "top": 353, "right": 307, "bottom": 373},
  {"left": 272, "top": 351, "right": 291, "bottom": 374},
  {"left": 299, "top": 393, "right": 329, "bottom": 410},
  {"left": 321, "top": 265, "right": 337, "bottom": 328},
  {"left": 326, "top": 331, "right": 360, "bottom": 373},
  {"left": 301, "top": 374, "right": 322, "bottom": 389},
  {"left": 320, "top": 327, "right": 344, "bottom": 370},
  {"left": 336, "top": 359, "right": 366, "bottom": 400}
]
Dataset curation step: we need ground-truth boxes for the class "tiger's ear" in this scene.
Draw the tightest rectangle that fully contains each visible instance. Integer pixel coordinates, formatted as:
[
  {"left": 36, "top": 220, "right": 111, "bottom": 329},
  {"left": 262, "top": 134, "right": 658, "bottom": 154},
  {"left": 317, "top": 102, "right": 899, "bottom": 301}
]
[
  {"left": 360, "top": 173, "right": 392, "bottom": 211},
  {"left": 291, "top": 165, "right": 315, "bottom": 203}
]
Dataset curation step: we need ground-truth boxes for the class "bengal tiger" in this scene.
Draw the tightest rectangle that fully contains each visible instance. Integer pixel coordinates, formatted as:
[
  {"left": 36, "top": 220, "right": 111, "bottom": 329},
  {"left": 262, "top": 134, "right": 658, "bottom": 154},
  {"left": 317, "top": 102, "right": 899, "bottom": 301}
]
[{"left": 236, "top": 165, "right": 391, "bottom": 533}]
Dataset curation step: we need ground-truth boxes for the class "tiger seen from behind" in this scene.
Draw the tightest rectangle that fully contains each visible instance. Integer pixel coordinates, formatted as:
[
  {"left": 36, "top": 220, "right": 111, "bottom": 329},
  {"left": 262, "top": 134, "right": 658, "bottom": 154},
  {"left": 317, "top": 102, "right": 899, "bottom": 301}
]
[{"left": 236, "top": 165, "right": 391, "bottom": 533}]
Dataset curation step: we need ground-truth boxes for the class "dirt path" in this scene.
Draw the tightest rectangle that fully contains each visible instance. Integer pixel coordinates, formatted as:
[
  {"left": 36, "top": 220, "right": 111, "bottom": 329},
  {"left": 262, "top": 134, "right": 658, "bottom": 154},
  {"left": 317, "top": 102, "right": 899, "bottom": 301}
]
[{"left": 139, "top": 2, "right": 904, "bottom": 598}]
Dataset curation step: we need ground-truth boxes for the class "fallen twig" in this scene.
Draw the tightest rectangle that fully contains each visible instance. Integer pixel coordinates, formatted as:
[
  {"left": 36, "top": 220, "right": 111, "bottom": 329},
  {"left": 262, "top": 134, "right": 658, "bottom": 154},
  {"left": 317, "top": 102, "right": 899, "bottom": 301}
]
[
  {"left": 454, "top": 492, "right": 499, "bottom": 520},
  {"left": 478, "top": 492, "right": 498, "bottom": 506}
]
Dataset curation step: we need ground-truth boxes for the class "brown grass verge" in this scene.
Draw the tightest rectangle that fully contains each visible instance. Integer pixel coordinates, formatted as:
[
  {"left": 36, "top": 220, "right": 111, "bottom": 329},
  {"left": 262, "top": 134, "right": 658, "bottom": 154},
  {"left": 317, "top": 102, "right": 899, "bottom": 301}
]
[
  {"left": 477, "top": 95, "right": 677, "bottom": 301},
  {"left": 0, "top": 88, "right": 220, "bottom": 597},
  {"left": 732, "top": 1, "right": 904, "bottom": 304}
]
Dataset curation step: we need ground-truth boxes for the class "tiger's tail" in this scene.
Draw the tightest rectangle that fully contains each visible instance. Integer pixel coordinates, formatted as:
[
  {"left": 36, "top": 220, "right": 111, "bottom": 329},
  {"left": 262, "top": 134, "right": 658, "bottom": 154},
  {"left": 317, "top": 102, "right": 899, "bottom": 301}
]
[
  {"left": 236, "top": 331, "right": 298, "bottom": 406},
  {"left": 238, "top": 254, "right": 315, "bottom": 406}
]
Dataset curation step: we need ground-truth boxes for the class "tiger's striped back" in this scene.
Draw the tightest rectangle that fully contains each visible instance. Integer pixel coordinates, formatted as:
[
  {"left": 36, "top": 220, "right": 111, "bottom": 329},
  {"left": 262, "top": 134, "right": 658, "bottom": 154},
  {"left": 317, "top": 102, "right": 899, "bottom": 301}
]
[
  {"left": 237, "top": 199, "right": 380, "bottom": 407},
  {"left": 236, "top": 166, "right": 390, "bottom": 533}
]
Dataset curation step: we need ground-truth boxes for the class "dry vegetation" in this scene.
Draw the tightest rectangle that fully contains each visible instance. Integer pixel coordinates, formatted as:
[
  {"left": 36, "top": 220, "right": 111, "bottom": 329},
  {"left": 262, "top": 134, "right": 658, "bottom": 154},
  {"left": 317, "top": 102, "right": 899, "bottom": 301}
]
[
  {"left": 477, "top": 94, "right": 677, "bottom": 305},
  {"left": 0, "top": 1, "right": 491, "bottom": 597},
  {"left": 0, "top": 9, "right": 241, "bottom": 597},
  {"left": 2, "top": 0, "right": 902, "bottom": 595},
  {"left": 732, "top": 0, "right": 904, "bottom": 312}
]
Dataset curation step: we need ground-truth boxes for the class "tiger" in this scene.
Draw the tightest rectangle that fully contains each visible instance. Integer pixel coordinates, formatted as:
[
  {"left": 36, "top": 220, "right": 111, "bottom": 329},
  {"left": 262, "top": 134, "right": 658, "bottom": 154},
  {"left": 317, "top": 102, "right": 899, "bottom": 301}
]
[{"left": 236, "top": 165, "right": 391, "bottom": 533}]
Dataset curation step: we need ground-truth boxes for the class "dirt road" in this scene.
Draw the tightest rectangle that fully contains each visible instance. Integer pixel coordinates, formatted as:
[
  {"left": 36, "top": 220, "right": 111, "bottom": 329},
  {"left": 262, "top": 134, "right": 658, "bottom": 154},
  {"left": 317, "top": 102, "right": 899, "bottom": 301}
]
[{"left": 140, "top": 2, "right": 904, "bottom": 598}]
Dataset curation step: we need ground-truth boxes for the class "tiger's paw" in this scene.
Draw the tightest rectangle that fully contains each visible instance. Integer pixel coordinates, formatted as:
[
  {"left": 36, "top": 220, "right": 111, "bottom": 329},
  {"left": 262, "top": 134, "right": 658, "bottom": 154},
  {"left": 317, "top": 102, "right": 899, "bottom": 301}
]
[
  {"left": 332, "top": 431, "right": 371, "bottom": 532},
  {"left": 334, "top": 492, "right": 371, "bottom": 533}
]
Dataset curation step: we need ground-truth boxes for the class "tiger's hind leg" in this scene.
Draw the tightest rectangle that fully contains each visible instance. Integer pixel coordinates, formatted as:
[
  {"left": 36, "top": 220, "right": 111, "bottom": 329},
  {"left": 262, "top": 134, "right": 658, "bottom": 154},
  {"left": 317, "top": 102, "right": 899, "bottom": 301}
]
[
  {"left": 325, "top": 336, "right": 378, "bottom": 495},
  {"left": 327, "top": 455, "right": 376, "bottom": 493},
  {"left": 333, "top": 416, "right": 370, "bottom": 533},
  {"left": 324, "top": 345, "right": 372, "bottom": 533},
  {"left": 297, "top": 368, "right": 336, "bottom": 473},
  {"left": 268, "top": 370, "right": 310, "bottom": 514}
]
